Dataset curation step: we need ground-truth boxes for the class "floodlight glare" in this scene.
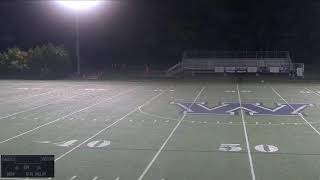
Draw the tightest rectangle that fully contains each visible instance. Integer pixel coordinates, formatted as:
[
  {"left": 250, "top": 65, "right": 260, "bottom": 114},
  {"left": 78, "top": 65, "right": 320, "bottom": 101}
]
[{"left": 57, "top": 0, "right": 101, "bottom": 11}]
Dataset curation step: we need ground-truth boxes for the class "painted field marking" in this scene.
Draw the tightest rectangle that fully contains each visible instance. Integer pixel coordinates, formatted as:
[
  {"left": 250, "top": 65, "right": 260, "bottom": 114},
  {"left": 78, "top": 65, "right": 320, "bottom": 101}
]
[
  {"left": 138, "top": 86, "right": 205, "bottom": 180},
  {"left": 237, "top": 84, "right": 256, "bottom": 180},
  {"left": 300, "top": 90, "right": 310, "bottom": 94},
  {"left": 0, "top": 88, "right": 137, "bottom": 144},
  {"left": 0, "top": 87, "right": 68, "bottom": 105},
  {"left": 0, "top": 178, "right": 42, "bottom": 180},
  {"left": 16, "top": 87, "right": 42, "bottom": 90},
  {"left": 87, "top": 140, "right": 111, "bottom": 148},
  {"left": 225, "top": 90, "right": 236, "bottom": 93},
  {"left": 272, "top": 87, "right": 320, "bottom": 136},
  {"left": 219, "top": 144, "right": 242, "bottom": 152},
  {"left": 0, "top": 91, "right": 92, "bottom": 121},
  {"left": 255, "top": 144, "right": 278, "bottom": 153},
  {"left": 305, "top": 88, "right": 320, "bottom": 97},
  {"left": 34, "top": 140, "right": 51, "bottom": 144},
  {"left": 219, "top": 144, "right": 279, "bottom": 153},
  {"left": 138, "top": 108, "right": 178, "bottom": 122},
  {"left": 55, "top": 89, "right": 167, "bottom": 161},
  {"left": 85, "top": 88, "right": 108, "bottom": 91},
  {"left": 36, "top": 139, "right": 112, "bottom": 149},
  {"left": 241, "top": 90, "right": 252, "bottom": 93}
]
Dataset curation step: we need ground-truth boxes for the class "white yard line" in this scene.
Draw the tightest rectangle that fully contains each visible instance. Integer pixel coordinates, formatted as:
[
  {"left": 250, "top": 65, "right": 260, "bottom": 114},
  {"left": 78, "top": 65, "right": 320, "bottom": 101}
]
[
  {"left": 0, "top": 88, "right": 137, "bottom": 144},
  {"left": 0, "top": 90, "right": 94, "bottom": 120},
  {"left": 236, "top": 83, "right": 256, "bottom": 180},
  {"left": 55, "top": 89, "right": 168, "bottom": 161},
  {"left": 137, "top": 86, "right": 205, "bottom": 180},
  {"left": 272, "top": 87, "right": 320, "bottom": 136}
]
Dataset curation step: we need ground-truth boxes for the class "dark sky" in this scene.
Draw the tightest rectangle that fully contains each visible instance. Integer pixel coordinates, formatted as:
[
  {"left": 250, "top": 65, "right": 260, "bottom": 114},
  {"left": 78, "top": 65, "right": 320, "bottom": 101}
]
[{"left": 0, "top": 0, "right": 319, "bottom": 67}]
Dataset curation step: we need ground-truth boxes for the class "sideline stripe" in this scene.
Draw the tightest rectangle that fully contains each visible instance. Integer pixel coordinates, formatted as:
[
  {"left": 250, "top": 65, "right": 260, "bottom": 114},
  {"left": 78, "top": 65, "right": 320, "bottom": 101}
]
[
  {"left": 0, "top": 86, "right": 74, "bottom": 105},
  {"left": 137, "top": 86, "right": 205, "bottom": 180},
  {"left": 0, "top": 88, "right": 137, "bottom": 144},
  {"left": 272, "top": 87, "right": 320, "bottom": 136},
  {"left": 237, "top": 84, "right": 256, "bottom": 180},
  {"left": 0, "top": 90, "right": 95, "bottom": 120},
  {"left": 55, "top": 89, "right": 167, "bottom": 161}
]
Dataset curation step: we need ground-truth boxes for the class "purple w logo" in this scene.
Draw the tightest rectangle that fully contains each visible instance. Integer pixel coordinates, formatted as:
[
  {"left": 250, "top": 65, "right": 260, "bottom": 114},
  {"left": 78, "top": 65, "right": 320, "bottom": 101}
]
[{"left": 173, "top": 102, "right": 312, "bottom": 116}]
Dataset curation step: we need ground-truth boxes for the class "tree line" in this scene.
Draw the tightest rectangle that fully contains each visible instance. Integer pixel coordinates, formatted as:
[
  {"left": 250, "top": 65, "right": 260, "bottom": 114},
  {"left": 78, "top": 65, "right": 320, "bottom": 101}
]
[{"left": 0, "top": 44, "right": 72, "bottom": 79}]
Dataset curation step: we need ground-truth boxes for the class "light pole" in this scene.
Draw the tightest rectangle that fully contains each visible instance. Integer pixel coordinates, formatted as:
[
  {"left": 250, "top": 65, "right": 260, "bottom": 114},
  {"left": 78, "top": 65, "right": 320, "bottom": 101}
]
[
  {"left": 75, "top": 13, "right": 80, "bottom": 75},
  {"left": 56, "top": 0, "right": 101, "bottom": 76}
]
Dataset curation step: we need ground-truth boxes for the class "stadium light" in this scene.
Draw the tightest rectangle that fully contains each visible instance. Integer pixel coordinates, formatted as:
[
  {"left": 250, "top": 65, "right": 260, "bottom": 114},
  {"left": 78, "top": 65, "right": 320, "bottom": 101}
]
[
  {"left": 56, "top": 0, "right": 103, "bottom": 76},
  {"left": 57, "top": 0, "right": 101, "bottom": 11}
]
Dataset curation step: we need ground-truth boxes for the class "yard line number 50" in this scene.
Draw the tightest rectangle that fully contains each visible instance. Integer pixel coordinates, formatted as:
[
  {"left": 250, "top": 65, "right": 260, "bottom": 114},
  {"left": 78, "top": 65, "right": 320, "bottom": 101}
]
[{"left": 219, "top": 144, "right": 279, "bottom": 153}]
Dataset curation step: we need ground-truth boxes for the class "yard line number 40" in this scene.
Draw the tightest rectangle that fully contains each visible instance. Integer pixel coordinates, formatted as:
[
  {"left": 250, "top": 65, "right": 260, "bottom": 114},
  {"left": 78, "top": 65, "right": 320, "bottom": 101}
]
[
  {"left": 219, "top": 144, "right": 279, "bottom": 153},
  {"left": 35, "top": 140, "right": 111, "bottom": 148},
  {"left": 55, "top": 140, "right": 111, "bottom": 148}
]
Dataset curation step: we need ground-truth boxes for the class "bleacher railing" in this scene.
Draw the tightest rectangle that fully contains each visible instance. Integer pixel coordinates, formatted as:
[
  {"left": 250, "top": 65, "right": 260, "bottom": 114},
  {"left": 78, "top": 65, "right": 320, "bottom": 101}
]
[
  {"left": 166, "top": 51, "right": 304, "bottom": 77},
  {"left": 183, "top": 51, "right": 290, "bottom": 59}
]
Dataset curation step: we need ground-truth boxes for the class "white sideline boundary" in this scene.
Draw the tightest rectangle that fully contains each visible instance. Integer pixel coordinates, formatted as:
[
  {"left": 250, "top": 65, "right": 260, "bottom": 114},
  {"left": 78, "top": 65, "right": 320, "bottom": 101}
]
[
  {"left": 0, "top": 88, "right": 137, "bottom": 144},
  {"left": 55, "top": 89, "right": 168, "bottom": 161},
  {"left": 237, "top": 84, "right": 256, "bottom": 180},
  {"left": 0, "top": 90, "right": 96, "bottom": 120},
  {"left": 272, "top": 87, "right": 320, "bottom": 136},
  {"left": 137, "top": 86, "right": 205, "bottom": 180},
  {"left": 0, "top": 86, "right": 75, "bottom": 105}
]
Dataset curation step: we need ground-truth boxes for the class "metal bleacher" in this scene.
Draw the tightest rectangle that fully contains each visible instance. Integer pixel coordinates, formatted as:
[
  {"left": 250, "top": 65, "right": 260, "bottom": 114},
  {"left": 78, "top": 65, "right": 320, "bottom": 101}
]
[{"left": 166, "top": 51, "right": 304, "bottom": 77}]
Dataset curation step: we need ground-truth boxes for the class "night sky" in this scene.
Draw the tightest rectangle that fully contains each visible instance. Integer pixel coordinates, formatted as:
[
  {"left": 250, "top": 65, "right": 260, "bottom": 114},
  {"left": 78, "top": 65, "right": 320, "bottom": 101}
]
[{"left": 0, "top": 0, "right": 319, "bottom": 67}]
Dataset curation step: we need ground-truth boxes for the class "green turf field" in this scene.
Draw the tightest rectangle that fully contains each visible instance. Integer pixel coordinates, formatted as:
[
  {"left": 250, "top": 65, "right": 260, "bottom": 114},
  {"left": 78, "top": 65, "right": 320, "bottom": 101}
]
[{"left": 0, "top": 79, "right": 320, "bottom": 180}]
